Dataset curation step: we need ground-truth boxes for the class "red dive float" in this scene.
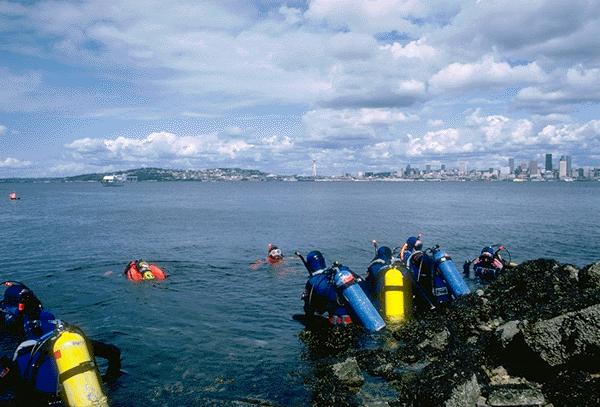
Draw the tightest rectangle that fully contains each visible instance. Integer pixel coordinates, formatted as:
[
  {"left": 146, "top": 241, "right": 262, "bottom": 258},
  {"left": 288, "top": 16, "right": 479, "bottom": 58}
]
[{"left": 124, "top": 260, "right": 167, "bottom": 281}]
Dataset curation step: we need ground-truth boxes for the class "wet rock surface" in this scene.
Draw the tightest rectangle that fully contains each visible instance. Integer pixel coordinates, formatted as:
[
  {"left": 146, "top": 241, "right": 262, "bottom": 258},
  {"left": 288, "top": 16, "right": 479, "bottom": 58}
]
[{"left": 301, "top": 259, "right": 600, "bottom": 406}]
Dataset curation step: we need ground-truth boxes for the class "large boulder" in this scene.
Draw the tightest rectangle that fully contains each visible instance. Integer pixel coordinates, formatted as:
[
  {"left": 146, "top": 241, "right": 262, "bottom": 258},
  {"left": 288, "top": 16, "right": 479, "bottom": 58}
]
[
  {"left": 486, "top": 385, "right": 545, "bottom": 406},
  {"left": 521, "top": 303, "right": 600, "bottom": 368}
]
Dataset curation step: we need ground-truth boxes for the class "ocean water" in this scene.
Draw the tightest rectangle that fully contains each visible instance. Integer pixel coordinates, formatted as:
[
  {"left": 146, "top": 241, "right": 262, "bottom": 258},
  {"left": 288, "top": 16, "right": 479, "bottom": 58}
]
[{"left": 0, "top": 181, "right": 599, "bottom": 405}]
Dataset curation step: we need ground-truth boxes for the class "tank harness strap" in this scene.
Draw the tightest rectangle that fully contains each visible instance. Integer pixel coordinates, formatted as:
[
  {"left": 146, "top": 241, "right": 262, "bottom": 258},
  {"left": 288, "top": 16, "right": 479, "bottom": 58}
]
[
  {"left": 58, "top": 361, "right": 96, "bottom": 383},
  {"left": 367, "top": 258, "right": 386, "bottom": 268}
]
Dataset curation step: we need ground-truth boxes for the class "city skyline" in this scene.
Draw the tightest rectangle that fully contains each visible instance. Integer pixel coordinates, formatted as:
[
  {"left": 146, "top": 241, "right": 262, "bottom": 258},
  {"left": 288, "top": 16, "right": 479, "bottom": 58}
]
[{"left": 2, "top": 1, "right": 600, "bottom": 177}]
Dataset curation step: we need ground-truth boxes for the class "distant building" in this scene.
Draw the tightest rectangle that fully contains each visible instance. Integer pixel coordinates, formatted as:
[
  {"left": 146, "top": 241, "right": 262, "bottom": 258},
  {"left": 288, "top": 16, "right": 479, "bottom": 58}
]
[
  {"left": 458, "top": 161, "right": 467, "bottom": 176},
  {"left": 545, "top": 153, "right": 553, "bottom": 171},
  {"left": 529, "top": 160, "right": 538, "bottom": 176},
  {"left": 425, "top": 164, "right": 431, "bottom": 173},
  {"left": 561, "top": 155, "right": 572, "bottom": 177},
  {"left": 508, "top": 158, "right": 515, "bottom": 174},
  {"left": 441, "top": 164, "right": 446, "bottom": 172},
  {"left": 559, "top": 159, "right": 567, "bottom": 178}
]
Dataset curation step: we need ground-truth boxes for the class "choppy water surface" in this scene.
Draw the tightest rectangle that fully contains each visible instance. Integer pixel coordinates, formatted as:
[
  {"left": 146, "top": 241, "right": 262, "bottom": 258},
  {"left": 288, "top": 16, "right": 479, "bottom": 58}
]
[{"left": 1, "top": 181, "right": 599, "bottom": 405}]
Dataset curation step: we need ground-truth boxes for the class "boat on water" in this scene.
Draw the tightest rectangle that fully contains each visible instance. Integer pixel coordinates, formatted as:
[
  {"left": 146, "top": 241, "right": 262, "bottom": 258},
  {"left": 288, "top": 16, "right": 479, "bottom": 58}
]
[{"left": 100, "top": 175, "right": 125, "bottom": 186}]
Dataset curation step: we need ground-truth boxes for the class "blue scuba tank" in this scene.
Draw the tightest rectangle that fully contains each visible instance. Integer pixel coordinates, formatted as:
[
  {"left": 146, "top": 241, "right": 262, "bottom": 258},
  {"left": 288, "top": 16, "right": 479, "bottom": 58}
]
[
  {"left": 431, "top": 248, "right": 470, "bottom": 297},
  {"left": 431, "top": 272, "right": 452, "bottom": 304},
  {"left": 332, "top": 265, "right": 386, "bottom": 332}
]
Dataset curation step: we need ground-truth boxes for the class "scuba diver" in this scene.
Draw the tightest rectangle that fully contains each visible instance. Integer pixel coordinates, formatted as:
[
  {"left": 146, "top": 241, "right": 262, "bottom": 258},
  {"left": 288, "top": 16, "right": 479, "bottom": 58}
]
[
  {"left": 0, "top": 281, "right": 121, "bottom": 406},
  {"left": 400, "top": 236, "right": 470, "bottom": 310},
  {"left": 364, "top": 241, "right": 412, "bottom": 323},
  {"left": 399, "top": 235, "right": 423, "bottom": 263},
  {"left": 295, "top": 250, "right": 385, "bottom": 332},
  {"left": 464, "top": 245, "right": 515, "bottom": 282},
  {"left": 364, "top": 244, "right": 393, "bottom": 310},
  {"left": 124, "top": 259, "right": 167, "bottom": 281},
  {"left": 250, "top": 244, "right": 284, "bottom": 270}
]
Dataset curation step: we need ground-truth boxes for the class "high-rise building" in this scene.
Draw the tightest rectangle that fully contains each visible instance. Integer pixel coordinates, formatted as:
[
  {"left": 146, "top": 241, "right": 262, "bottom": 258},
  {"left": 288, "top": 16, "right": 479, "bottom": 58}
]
[
  {"left": 529, "top": 160, "right": 539, "bottom": 176},
  {"left": 559, "top": 158, "right": 567, "bottom": 178},
  {"left": 545, "top": 153, "right": 552, "bottom": 171},
  {"left": 312, "top": 160, "right": 317, "bottom": 177},
  {"left": 441, "top": 164, "right": 446, "bottom": 172},
  {"left": 458, "top": 161, "right": 467, "bottom": 176},
  {"left": 425, "top": 164, "right": 431, "bottom": 173},
  {"left": 560, "top": 155, "right": 573, "bottom": 177},
  {"left": 508, "top": 158, "right": 515, "bottom": 174}
]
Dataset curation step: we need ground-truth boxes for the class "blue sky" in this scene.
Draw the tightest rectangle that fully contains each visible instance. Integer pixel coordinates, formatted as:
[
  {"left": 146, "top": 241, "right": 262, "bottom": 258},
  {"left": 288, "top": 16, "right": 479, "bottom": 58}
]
[{"left": 1, "top": 0, "right": 600, "bottom": 176}]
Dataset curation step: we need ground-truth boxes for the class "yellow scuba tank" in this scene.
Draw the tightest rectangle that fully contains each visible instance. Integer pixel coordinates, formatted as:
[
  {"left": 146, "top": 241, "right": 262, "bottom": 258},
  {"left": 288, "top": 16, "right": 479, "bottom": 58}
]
[
  {"left": 383, "top": 266, "right": 412, "bottom": 322},
  {"left": 52, "top": 327, "right": 109, "bottom": 407}
]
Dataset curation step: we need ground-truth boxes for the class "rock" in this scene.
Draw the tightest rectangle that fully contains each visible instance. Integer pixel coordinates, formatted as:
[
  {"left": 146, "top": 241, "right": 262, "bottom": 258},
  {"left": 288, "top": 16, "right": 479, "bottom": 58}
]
[
  {"left": 487, "top": 386, "right": 545, "bottom": 406},
  {"left": 392, "top": 360, "right": 431, "bottom": 376},
  {"left": 418, "top": 328, "right": 450, "bottom": 352},
  {"left": 484, "top": 366, "right": 529, "bottom": 386},
  {"left": 331, "top": 357, "right": 365, "bottom": 388},
  {"left": 444, "top": 374, "right": 481, "bottom": 407},
  {"left": 495, "top": 320, "right": 523, "bottom": 349},
  {"left": 521, "top": 303, "right": 600, "bottom": 368},
  {"left": 563, "top": 265, "right": 579, "bottom": 282},
  {"left": 356, "top": 381, "right": 399, "bottom": 406},
  {"left": 580, "top": 262, "right": 600, "bottom": 290},
  {"left": 477, "top": 396, "right": 490, "bottom": 406}
]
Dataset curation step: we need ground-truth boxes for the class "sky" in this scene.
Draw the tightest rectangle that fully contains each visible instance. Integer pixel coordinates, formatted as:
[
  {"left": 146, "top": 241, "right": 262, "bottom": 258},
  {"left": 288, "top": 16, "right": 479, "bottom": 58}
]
[{"left": 1, "top": 0, "right": 600, "bottom": 177}]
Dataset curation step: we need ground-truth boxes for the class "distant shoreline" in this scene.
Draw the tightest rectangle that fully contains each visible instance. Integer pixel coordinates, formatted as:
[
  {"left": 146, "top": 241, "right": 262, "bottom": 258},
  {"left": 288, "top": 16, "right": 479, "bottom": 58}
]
[{"left": 1, "top": 167, "right": 598, "bottom": 183}]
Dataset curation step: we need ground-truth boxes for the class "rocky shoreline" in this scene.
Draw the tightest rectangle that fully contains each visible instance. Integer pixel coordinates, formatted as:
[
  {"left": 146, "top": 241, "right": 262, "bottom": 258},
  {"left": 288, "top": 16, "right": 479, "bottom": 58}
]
[{"left": 302, "top": 259, "right": 600, "bottom": 406}]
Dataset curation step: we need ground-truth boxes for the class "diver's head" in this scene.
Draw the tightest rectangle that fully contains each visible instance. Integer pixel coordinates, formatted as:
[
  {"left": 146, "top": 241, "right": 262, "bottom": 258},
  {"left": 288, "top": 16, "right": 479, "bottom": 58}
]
[
  {"left": 2, "top": 281, "right": 42, "bottom": 315},
  {"left": 481, "top": 246, "right": 494, "bottom": 257},
  {"left": 306, "top": 251, "right": 326, "bottom": 274},
  {"left": 406, "top": 236, "right": 423, "bottom": 251},
  {"left": 376, "top": 246, "right": 392, "bottom": 262},
  {"left": 268, "top": 245, "right": 283, "bottom": 260}
]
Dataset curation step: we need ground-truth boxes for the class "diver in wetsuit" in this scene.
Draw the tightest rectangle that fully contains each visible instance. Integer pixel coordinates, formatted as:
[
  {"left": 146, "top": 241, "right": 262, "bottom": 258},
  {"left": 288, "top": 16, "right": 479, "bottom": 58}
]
[{"left": 0, "top": 281, "right": 121, "bottom": 404}]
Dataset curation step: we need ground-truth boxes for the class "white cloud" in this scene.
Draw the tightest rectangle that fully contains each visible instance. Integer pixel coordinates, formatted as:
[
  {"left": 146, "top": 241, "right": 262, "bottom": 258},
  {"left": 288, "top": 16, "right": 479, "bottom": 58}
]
[
  {"left": 516, "top": 65, "right": 600, "bottom": 111},
  {"left": 406, "top": 128, "right": 475, "bottom": 157},
  {"left": 430, "top": 55, "right": 546, "bottom": 91},
  {"left": 383, "top": 39, "right": 438, "bottom": 60},
  {"left": 537, "top": 121, "right": 600, "bottom": 147},
  {"left": 0, "top": 157, "right": 32, "bottom": 168},
  {"left": 305, "top": 0, "right": 422, "bottom": 34},
  {"left": 66, "top": 131, "right": 253, "bottom": 163},
  {"left": 0, "top": 125, "right": 6, "bottom": 136},
  {"left": 303, "top": 107, "right": 418, "bottom": 144}
]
